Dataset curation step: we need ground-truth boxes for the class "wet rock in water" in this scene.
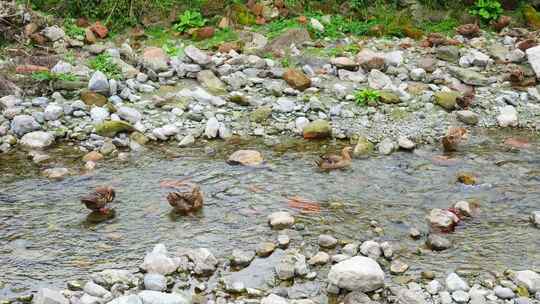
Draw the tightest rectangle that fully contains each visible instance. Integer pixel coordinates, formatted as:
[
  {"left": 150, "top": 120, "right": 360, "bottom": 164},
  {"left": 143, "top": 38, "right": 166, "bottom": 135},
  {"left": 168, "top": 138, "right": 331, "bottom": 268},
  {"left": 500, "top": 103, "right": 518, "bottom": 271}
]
[
  {"left": 185, "top": 45, "right": 211, "bottom": 65},
  {"left": 513, "top": 270, "right": 540, "bottom": 293},
  {"left": 138, "top": 290, "right": 190, "bottom": 304},
  {"left": 446, "top": 272, "right": 470, "bottom": 292},
  {"left": 261, "top": 294, "right": 288, "bottom": 304},
  {"left": 144, "top": 273, "right": 167, "bottom": 291},
  {"left": 303, "top": 120, "right": 331, "bottom": 139},
  {"left": 398, "top": 136, "right": 415, "bottom": 150},
  {"left": 360, "top": 241, "right": 381, "bottom": 259},
  {"left": 107, "top": 295, "right": 142, "bottom": 304},
  {"left": 32, "top": 288, "right": 68, "bottom": 304},
  {"left": 42, "top": 167, "right": 69, "bottom": 180},
  {"left": 83, "top": 151, "right": 103, "bottom": 162},
  {"left": 140, "top": 244, "right": 179, "bottom": 275},
  {"left": 318, "top": 234, "right": 338, "bottom": 248},
  {"left": 231, "top": 249, "right": 255, "bottom": 267},
  {"left": 454, "top": 200, "right": 474, "bottom": 217},
  {"left": 497, "top": 105, "right": 518, "bottom": 127},
  {"left": 308, "top": 252, "right": 330, "bottom": 266},
  {"left": 390, "top": 260, "right": 409, "bottom": 274},
  {"left": 186, "top": 248, "right": 218, "bottom": 275},
  {"left": 531, "top": 212, "right": 540, "bottom": 228},
  {"left": 343, "top": 290, "right": 374, "bottom": 304},
  {"left": 343, "top": 243, "right": 360, "bottom": 256},
  {"left": 20, "top": 131, "right": 54, "bottom": 149},
  {"left": 456, "top": 110, "right": 479, "bottom": 125},
  {"left": 275, "top": 249, "right": 308, "bottom": 280},
  {"left": 426, "top": 208, "right": 459, "bottom": 232},
  {"left": 257, "top": 242, "right": 277, "bottom": 257},
  {"left": 268, "top": 211, "right": 295, "bottom": 229},
  {"left": 178, "top": 134, "right": 195, "bottom": 147},
  {"left": 228, "top": 150, "right": 264, "bottom": 166},
  {"left": 277, "top": 234, "right": 290, "bottom": 248},
  {"left": 452, "top": 290, "right": 470, "bottom": 303},
  {"left": 197, "top": 70, "right": 227, "bottom": 94},
  {"left": 377, "top": 138, "right": 396, "bottom": 155},
  {"left": 88, "top": 71, "right": 109, "bottom": 95},
  {"left": 457, "top": 172, "right": 477, "bottom": 185},
  {"left": 153, "top": 125, "right": 179, "bottom": 141},
  {"left": 354, "top": 136, "right": 374, "bottom": 158},
  {"left": 426, "top": 234, "right": 452, "bottom": 251},
  {"left": 409, "top": 227, "right": 421, "bottom": 239},
  {"left": 141, "top": 47, "right": 170, "bottom": 72},
  {"left": 283, "top": 68, "right": 311, "bottom": 91},
  {"left": 11, "top": 115, "right": 40, "bottom": 137},
  {"left": 83, "top": 281, "right": 110, "bottom": 298},
  {"left": 327, "top": 256, "right": 385, "bottom": 292},
  {"left": 204, "top": 117, "right": 220, "bottom": 139}
]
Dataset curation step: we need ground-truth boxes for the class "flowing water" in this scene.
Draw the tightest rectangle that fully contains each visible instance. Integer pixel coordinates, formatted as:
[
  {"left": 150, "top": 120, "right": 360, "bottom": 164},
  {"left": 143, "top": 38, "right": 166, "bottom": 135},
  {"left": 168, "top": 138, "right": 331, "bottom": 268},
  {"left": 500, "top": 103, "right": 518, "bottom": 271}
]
[{"left": 1, "top": 129, "right": 539, "bottom": 299}]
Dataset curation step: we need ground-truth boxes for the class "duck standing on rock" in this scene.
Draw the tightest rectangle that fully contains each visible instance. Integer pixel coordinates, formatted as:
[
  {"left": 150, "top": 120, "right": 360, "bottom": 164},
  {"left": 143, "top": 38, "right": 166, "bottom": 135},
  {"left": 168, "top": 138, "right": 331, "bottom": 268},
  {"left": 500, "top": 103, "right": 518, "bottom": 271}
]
[
  {"left": 315, "top": 147, "right": 353, "bottom": 171},
  {"left": 81, "top": 186, "right": 116, "bottom": 214},
  {"left": 442, "top": 127, "right": 468, "bottom": 152},
  {"left": 162, "top": 180, "right": 204, "bottom": 215}
]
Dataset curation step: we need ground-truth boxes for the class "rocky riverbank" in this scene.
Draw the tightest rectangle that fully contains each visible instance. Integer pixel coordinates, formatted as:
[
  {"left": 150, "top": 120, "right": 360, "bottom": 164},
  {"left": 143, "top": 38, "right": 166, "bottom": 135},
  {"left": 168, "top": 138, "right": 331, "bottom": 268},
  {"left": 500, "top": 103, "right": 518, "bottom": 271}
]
[
  {"left": 19, "top": 210, "right": 540, "bottom": 304},
  {"left": 2, "top": 7, "right": 540, "bottom": 164}
]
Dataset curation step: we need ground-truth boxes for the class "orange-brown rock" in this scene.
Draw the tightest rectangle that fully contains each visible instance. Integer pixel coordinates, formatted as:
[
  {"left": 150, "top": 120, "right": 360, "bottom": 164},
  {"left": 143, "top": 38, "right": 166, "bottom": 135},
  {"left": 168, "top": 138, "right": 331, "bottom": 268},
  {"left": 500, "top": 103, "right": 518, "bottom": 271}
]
[
  {"left": 283, "top": 68, "right": 311, "bottom": 91},
  {"left": 90, "top": 21, "right": 108, "bottom": 39},
  {"left": 15, "top": 65, "right": 48, "bottom": 74},
  {"left": 456, "top": 23, "right": 480, "bottom": 38}
]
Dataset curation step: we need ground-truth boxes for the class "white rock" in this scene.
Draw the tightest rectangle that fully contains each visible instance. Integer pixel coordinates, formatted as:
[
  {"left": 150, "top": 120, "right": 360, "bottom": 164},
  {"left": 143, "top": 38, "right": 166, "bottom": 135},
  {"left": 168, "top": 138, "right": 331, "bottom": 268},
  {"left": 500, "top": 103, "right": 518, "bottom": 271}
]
[
  {"left": 144, "top": 273, "right": 167, "bottom": 291},
  {"left": 268, "top": 211, "right": 295, "bottom": 229},
  {"left": 138, "top": 291, "right": 190, "bottom": 304},
  {"left": 185, "top": 45, "right": 211, "bottom": 65},
  {"left": 88, "top": 71, "right": 109, "bottom": 95},
  {"left": 494, "top": 286, "right": 515, "bottom": 299},
  {"left": 327, "top": 256, "right": 384, "bottom": 292},
  {"left": 90, "top": 107, "right": 110, "bottom": 122},
  {"left": 11, "top": 115, "right": 40, "bottom": 136},
  {"left": 178, "top": 134, "right": 195, "bottom": 147},
  {"left": 427, "top": 280, "right": 443, "bottom": 295},
  {"left": 204, "top": 117, "right": 219, "bottom": 139},
  {"left": 384, "top": 51, "right": 403, "bottom": 67},
  {"left": 446, "top": 273, "right": 470, "bottom": 292},
  {"left": 20, "top": 131, "right": 54, "bottom": 149},
  {"left": 32, "top": 288, "right": 68, "bottom": 304},
  {"left": 310, "top": 18, "right": 324, "bottom": 32},
  {"left": 410, "top": 68, "right": 427, "bottom": 81},
  {"left": 51, "top": 61, "right": 73, "bottom": 74},
  {"left": 274, "top": 97, "right": 296, "bottom": 113},
  {"left": 107, "top": 295, "right": 142, "bottom": 304},
  {"left": 514, "top": 270, "right": 540, "bottom": 292},
  {"left": 140, "top": 244, "right": 179, "bottom": 275},
  {"left": 398, "top": 136, "right": 415, "bottom": 150},
  {"left": 295, "top": 117, "right": 309, "bottom": 132},
  {"left": 44, "top": 104, "right": 64, "bottom": 121},
  {"left": 526, "top": 46, "right": 540, "bottom": 78},
  {"left": 452, "top": 290, "right": 470, "bottom": 303},
  {"left": 359, "top": 240, "right": 381, "bottom": 259},
  {"left": 368, "top": 70, "right": 392, "bottom": 90},
  {"left": 497, "top": 105, "right": 518, "bottom": 127},
  {"left": 261, "top": 294, "right": 288, "bottom": 304},
  {"left": 42, "top": 26, "right": 65, "bottom": 42},
  {"left": 117, "top": 106, "right": 142, "bottom": 124},
  {"left": 83, "top": 281, "right": 110, "bottom": 298}
]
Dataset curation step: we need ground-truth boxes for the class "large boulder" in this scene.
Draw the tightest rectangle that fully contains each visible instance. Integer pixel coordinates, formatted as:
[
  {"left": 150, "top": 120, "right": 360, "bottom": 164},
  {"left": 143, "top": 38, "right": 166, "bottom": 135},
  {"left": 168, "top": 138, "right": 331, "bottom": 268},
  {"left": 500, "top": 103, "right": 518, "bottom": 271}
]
[
  {"left": 140, "top": 244, "right": 179, "bottom": 275},
  {"left": 513, "top": 270, "right": 540, "bottom": 293},
  {"left": 141, "top": 47, "right": 170, "bottom": 72},
  {"left": 11, "top": 115, "right": 40, "bottom": 137},
  {"left": 184, "top": 45, "right": 211, "bottom": 65},
  {"left": 327, "top": 256, "right": 385, "bottom": 292},
  {"left": 283, "top": 69, "right": 311, "bottom": 91},
  {"left": 20, "top": 131, "right": 54, "bottom": 149}
]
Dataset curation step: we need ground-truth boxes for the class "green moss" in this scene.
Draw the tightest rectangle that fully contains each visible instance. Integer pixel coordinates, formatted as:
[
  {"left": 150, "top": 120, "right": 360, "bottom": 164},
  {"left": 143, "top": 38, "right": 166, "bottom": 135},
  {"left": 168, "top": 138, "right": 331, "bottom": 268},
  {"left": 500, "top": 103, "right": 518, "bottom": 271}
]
[
  {"left": 523, "top": 5, "right": 540, "bottom": 30},
  {"left": 94, "top": 121, "right": 135, "bottom": 137}
]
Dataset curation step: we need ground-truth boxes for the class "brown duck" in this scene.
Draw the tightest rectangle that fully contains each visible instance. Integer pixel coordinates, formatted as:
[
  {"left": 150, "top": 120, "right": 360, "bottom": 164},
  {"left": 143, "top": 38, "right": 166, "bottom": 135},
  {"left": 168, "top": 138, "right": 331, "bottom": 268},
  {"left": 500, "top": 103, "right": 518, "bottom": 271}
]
[
  {"left": 81, "top": 186, "right": 115, "bottom": 214},
  {"left": 315, "top": 147, "right": 353, "bottom": 171},
  {"left": 162, "top": 180, "right": 204, "bottom": 215},
  {"left": 442, "top": 127, "right": 468, "bottom": 152}
]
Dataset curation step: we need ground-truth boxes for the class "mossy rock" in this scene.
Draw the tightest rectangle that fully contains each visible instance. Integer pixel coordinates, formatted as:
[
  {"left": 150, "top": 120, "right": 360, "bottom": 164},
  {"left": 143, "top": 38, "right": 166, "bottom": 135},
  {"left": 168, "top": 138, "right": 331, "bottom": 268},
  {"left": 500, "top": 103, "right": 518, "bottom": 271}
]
[
  {"left": 524, "top": 5, "right": 540, "bottom": 30},
  {"left": 53, "top": 80, "right": 87, "bottom": 91},
  {"left": 81, "top": 90, "right": 108, "bottom": 107},
  {"left": 379, "top": 91, "right": 401, "bottom": 104},
  {"left": 130, "top": 131, "right": 149, "bottom": 145},
  {"left": 95, "top": 121, "right": 135, "bottom": 137},
  {"left": 250, "top": 106, "right": 272, "bottom": 123},
  {"left": 434, "top": 91, "right": 461, "bottom": 111},
  {"left": 303, "top": 120, "right": 332, "bottom": 139},
  {"left": 402, "top": 25, "right": 424, "bottom": 40},
  {"left": 231, "top": 4, "right": 256, "bottom": 26},
  {"left": 353, "top": 136, "right": 374, "bottom": 158}
]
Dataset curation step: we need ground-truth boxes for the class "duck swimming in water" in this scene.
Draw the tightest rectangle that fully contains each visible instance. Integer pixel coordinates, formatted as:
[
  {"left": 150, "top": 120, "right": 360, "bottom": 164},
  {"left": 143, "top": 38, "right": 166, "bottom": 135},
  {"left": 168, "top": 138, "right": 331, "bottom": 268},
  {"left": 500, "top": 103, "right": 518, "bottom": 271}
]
[
  {"left": 315, "top": 147, "right": 353, "bottom": 171},
  {"left": 163, "top": 180, "right": 204, "bottom": 215},
  {"left": 442, "top": 127, "right": 468, "bottom": 152},
  {"left": 81, "top": 186, "right": 115, "bottom": 214}
]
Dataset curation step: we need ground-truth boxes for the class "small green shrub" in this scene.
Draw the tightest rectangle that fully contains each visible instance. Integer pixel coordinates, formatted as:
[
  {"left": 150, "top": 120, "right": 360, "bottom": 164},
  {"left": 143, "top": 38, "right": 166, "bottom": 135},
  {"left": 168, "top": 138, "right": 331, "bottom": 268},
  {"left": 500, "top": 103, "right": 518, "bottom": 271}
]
[
  {"left": 355, "top": 88, "right": 380, "bottom": 106},
  {"left": 469, "top": 0, "right": 503, "bottom": 23},
  {"left": 31, "top": 71, "right": 78, "bottom": 82},
  {"left": 173, "top": 10, "right": 206, "bottom": 33},
  {"left": 88, "top": 54, "right": 122, "bottom": 79},
  {"left": 162, "top": 41, "right": 183, "bottom": 57},
  {"left": 63, "top": 19, "right": 86, "bottom": 38}
]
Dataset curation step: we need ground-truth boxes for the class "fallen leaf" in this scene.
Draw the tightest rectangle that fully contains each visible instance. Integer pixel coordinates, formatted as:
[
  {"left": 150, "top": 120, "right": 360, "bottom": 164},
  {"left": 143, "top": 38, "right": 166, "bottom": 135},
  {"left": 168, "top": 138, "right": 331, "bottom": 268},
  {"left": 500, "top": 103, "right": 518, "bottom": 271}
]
[
  {"left": 287, "top": 196, "right": 321, "bottom": 213},
  {"left": 504, "top": 138, "right": 530, "bottom": 149}
]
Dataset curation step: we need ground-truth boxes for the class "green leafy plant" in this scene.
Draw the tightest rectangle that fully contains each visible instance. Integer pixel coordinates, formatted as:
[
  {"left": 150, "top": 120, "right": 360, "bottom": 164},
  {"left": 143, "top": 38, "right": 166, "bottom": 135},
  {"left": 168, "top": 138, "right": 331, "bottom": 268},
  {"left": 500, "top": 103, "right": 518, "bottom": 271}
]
[
  {"left": 173, "top": 10, "right": 206, "bottom": 33},
  {"left": 63, "top": 18, "right": 86, "bottom": 38},
  {"left": 281, "top": 57, "right": 291, "bottom": 68},
  {"left": 162, "top": 41, "right": 183, "bottom": 57},
  {"left": 469, "top": 0, "right": 502, "bottom": 23},
  {"left": 88, "top": 54, "right": 122, "bottom": 79},
  {"left": 355, "top": 88, "right": 380, "bottom": 106},
  {"left": 31, "top": 71, "right": 78, "bottom": 82}
]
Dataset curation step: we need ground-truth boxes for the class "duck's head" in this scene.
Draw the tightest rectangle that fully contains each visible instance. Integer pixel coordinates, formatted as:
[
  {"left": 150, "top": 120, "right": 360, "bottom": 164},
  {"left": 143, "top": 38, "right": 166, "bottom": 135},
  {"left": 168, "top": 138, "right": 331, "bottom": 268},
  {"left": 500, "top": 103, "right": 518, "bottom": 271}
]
[{"left": 96, "top": 186, "right": 115, "bottom": 202}]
